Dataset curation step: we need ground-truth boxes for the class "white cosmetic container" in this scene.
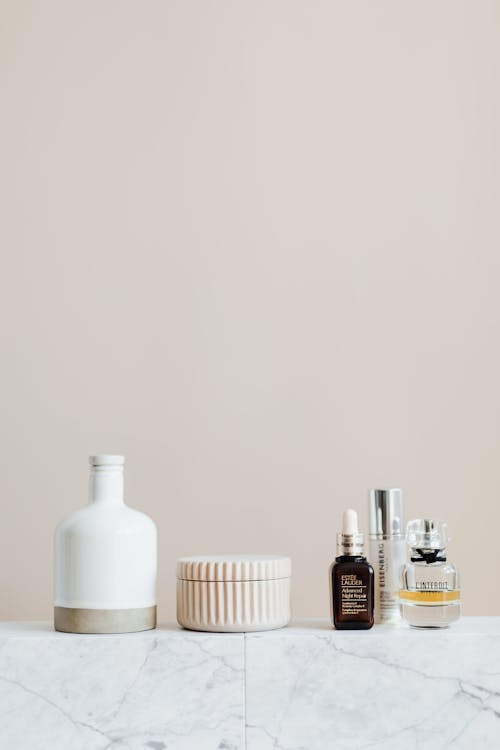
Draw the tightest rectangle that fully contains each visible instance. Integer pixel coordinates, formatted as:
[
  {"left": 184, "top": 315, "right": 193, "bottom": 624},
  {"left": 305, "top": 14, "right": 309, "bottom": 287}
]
[
  {"left": 54, "top": 455, "right": 157, "bottom": 633},
  {"left": 176, "top": 554, "right": 291, "bottom": 632},
  {"left": 368, "top": 488, "right": 406, "bottom": 624}
]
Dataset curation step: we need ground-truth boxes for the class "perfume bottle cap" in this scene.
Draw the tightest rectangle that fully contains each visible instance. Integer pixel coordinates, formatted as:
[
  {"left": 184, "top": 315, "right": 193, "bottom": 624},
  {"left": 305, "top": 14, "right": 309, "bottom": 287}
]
[
  {"left": 406, "top": 518, "right": 449, "bottom": 549},
  {"left": 369, "top": 488, "right": 404, "bottom": 537},
  {"left": 336, "top": 508, "right": 364, "bottom": 556}
]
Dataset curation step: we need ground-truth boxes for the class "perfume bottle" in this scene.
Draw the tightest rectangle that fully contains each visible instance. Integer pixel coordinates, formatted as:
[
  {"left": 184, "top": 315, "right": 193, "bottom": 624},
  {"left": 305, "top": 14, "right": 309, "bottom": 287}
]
[
  {"left": 400, "top": 519, "right": 460, "bottom": 628},
  {"left": 331, "top": 509, "right": 374, "bottom": 629},
  {"left": 368, "top": 488, "right": 406, "bottom": 624},
  {"left": 54, "top": 455, "right": 157, "bottom": 634}
]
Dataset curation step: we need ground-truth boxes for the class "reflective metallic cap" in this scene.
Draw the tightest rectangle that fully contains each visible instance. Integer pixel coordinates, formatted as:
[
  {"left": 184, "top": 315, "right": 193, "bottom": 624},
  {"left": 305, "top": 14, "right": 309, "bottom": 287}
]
[{"left": 369, "top": 488, "right": 404, "bottom": 537}]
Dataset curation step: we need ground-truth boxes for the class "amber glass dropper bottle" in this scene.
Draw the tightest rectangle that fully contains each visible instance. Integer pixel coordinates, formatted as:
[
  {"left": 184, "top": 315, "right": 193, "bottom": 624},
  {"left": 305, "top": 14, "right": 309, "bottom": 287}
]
[{"left": 331, "top": 509, "right": 374, "bottom": 629}]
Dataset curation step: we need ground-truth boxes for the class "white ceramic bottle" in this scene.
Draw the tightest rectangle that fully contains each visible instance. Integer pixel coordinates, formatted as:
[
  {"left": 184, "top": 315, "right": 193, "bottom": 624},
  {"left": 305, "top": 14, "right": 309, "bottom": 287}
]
[{"left": 54, "top": 455, "right": 157, "bottom": 633}]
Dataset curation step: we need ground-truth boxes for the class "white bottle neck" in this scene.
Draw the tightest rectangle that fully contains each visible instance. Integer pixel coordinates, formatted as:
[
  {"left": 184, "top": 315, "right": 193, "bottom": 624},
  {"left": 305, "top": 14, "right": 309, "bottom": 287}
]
[{"left": 88, "top": 467, "right": 124, "bottom": 505}]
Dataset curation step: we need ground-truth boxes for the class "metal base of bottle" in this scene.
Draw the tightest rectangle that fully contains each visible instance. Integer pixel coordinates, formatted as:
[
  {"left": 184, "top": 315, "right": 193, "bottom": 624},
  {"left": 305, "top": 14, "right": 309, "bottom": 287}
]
[{"left": 54, "top": 605, "right": 157, "bottom": 634}]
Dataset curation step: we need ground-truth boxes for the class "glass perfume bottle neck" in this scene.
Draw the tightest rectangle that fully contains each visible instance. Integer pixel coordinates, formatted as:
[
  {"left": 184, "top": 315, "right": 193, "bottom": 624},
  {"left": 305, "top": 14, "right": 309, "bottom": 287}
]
[{"left": 410, "top": 547, "right": 447, "bottom": 564}]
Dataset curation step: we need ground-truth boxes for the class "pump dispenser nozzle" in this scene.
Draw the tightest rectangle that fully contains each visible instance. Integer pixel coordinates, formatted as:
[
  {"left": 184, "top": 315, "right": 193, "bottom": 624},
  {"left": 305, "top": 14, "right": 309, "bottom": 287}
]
[{"left": 337, "top": 509, "right": 364, "bottom": 557}]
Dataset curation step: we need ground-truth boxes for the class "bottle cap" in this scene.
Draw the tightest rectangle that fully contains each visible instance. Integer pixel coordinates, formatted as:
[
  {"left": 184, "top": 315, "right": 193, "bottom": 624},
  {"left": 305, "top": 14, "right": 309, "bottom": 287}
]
[
  {"left": 336, "top": 509, "right": 364, "bottom": 556},
  {"left": 369, "top": 488, "right": 404, "bottom": 537},
  {"left": 406, "top": 519, "right": 449, "bottom": 549},
  {"left": 89, "top": 455, "right": 125, "bottom": 467}
]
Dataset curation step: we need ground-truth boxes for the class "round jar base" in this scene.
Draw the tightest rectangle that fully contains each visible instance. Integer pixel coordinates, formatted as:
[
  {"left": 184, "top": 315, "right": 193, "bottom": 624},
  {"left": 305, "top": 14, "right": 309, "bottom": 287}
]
[
  {"left": 176, "top": 578, "right": 291, "bottom": 633},
  {"left": 54, "top": 605, "right": 157, "bottom": 634},
  {"left": 178, "top": 619, "right": 290, "bottom": 633}
]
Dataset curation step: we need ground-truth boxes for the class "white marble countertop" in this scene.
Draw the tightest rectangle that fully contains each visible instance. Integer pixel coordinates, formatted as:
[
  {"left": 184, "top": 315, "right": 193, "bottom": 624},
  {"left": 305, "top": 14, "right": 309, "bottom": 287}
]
[
  {"left": 1, "top": 615, "right": 498, "bottom": 637},
  {"left": 1, "top": 618, "right": 499, "bottom": 749}
]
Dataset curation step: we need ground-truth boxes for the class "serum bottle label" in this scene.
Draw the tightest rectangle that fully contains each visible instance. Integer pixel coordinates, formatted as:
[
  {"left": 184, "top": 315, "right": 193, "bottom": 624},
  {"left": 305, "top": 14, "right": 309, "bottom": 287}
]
[{"left": 340, "top": 573, "right": 368, "bottom": 616}]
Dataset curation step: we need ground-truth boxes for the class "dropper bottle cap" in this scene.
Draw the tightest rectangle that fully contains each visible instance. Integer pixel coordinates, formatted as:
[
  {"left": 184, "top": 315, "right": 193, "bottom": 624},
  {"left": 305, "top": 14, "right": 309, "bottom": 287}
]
[{"left": 336, "top": 509, "right": 364, "bottom": 557}]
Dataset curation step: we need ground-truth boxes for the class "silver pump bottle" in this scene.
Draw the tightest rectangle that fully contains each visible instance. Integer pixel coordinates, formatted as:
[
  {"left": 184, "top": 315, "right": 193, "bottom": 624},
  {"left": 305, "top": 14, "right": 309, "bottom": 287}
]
[{"left": 368, "top": 488, "right": 406, "bottom": 624}]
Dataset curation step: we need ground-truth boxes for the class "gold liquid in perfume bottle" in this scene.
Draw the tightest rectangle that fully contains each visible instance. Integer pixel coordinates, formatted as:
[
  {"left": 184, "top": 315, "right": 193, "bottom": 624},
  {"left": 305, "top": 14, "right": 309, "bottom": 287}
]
[{"left": 400, "top": 519, "right": 460, "bottom": 628}]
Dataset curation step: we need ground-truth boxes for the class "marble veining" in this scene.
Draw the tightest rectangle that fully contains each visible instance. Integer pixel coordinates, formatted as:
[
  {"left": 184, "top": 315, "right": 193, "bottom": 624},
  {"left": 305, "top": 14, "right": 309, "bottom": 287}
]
[
  {"left": 0, "top": 619, "right": 499, "bottom": 749},
  {"left": 0, "top": 624, "right": 244, "bottom": 750},
  {"left": 246, "top": 620, "right": 500, "bottom": 750}
]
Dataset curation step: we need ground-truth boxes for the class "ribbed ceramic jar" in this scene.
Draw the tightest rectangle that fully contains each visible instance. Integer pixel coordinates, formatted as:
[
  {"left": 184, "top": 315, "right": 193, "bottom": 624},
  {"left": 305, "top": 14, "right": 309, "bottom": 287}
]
[{"left": 176, "top": 554, "right": 291, "bottom": 632}]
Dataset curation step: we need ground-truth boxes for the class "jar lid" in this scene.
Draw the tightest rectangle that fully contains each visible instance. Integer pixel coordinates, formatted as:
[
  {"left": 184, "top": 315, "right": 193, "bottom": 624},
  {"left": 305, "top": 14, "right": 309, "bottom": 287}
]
[{"left": 176, "top": 554, "right": 291, "bottom": 582}]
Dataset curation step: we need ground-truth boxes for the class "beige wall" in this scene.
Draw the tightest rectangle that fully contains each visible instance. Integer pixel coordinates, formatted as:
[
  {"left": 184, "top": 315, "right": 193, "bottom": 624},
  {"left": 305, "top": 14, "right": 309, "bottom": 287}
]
[{"left": 1, "top": 0, "right": 500, "bottom": 621}]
